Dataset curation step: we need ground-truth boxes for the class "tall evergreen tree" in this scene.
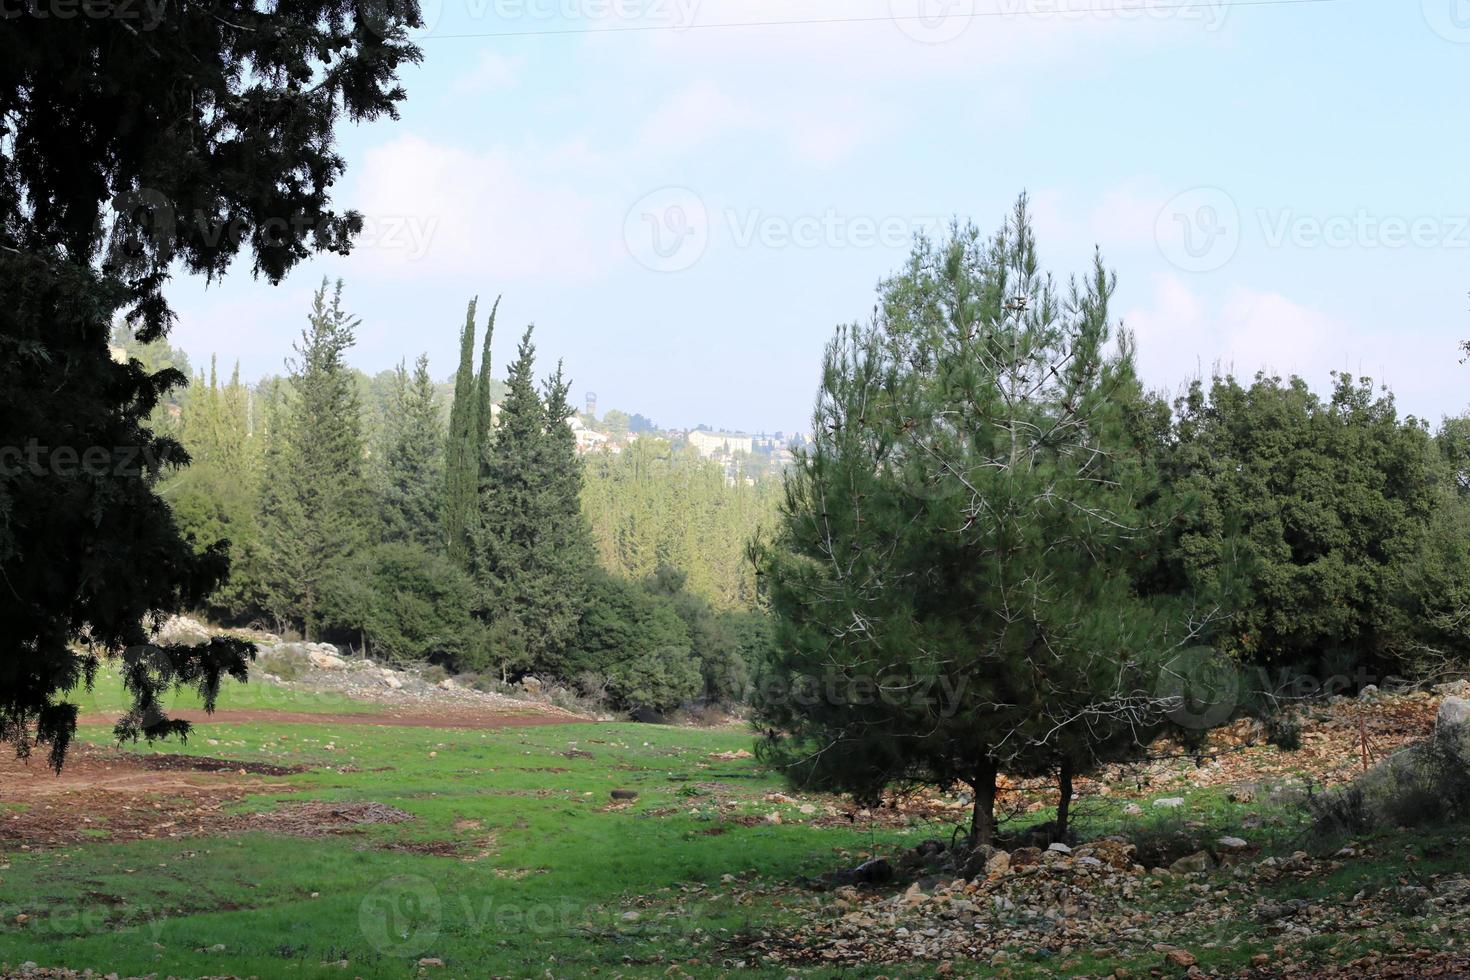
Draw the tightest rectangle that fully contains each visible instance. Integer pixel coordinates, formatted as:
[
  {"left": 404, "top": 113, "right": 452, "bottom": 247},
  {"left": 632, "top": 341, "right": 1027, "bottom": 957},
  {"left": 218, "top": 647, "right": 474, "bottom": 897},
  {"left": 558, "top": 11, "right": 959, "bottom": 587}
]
[
  {"left": 474, "top": 296, "right": 502, "bottom": 473},
  {"left": 380, "top": 354, "right": 446, "bottom": 550},
  {"left": 532, "top": 360, "right": 597, "bottom": 671},
  {"left": 257, "top": 280, "right": 371, "bottom": 640},
  {"left": 474, "top": 328, "right": 594, "bottom": 675},
  {"left": 444, "top": 298, "right": 481, "bottom": 566}
]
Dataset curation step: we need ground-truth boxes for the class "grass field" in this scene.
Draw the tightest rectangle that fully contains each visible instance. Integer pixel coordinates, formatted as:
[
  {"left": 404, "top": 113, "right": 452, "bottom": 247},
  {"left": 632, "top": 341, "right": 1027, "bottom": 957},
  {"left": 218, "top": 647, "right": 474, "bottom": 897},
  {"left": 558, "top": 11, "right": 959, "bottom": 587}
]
[{"left": 3, "top": 684, "right": 1469, "bottom": 978}]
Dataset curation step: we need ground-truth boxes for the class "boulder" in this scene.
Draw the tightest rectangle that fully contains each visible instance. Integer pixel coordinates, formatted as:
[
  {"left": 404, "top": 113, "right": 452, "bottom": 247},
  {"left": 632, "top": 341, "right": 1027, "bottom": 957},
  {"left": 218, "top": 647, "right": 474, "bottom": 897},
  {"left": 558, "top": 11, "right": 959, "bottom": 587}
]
[
  {"left": 1217, "top": 836, "right": 1249, "bottom": 851},
  {"left": 520, "top": 676, "right": 543, "bottom": 695},
  {"left": 1439, "top": 696, "right": 1470, "bottom": 731},
  {"left": 1153, "top": 797, "right": 1185, "bottom": 809},
  {"left": 308, "top": 647, "right": 347, "bottom": 670},
  {"left": 153, "top": 614, "right": 212, "bottom": 646},
  {"left": 1169, "top": 851, "right": 1214, "bottom": 875}
]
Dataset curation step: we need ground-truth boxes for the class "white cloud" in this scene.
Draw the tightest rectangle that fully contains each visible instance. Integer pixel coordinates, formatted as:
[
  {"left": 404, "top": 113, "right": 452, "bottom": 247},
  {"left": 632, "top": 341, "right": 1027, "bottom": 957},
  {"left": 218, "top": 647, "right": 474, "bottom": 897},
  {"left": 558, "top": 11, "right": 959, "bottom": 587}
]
[
  {"left": 450, "top": 52, "right": 526, "bottom": 95},
  {"left": 1124, "top": 275, "right": 1349, "bottom": 397},
  {"left": 347, "top": 134, "right": 617, "bottom": 282}
]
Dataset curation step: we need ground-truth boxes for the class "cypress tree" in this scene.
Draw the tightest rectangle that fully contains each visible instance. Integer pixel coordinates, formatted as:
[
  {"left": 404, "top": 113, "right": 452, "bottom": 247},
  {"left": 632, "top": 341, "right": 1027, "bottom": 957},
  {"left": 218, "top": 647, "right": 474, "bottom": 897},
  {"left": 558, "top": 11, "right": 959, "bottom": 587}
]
[
  {"left": 444, "top": 298, "right": 480, "bottom": 566},
  {"left": 473, "top": 297, "right": 501, "bottom": 475}
]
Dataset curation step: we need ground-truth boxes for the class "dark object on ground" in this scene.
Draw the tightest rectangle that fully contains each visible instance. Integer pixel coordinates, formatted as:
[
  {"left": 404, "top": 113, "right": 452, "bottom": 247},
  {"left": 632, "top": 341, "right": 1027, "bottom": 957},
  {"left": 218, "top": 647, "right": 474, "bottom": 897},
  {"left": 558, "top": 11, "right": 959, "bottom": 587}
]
[
  {"left": 631, "top": 707, "right": 668, "bottom": 724},
  {"left": 611, "top": 789, "right": 639, "bottom": 801}
]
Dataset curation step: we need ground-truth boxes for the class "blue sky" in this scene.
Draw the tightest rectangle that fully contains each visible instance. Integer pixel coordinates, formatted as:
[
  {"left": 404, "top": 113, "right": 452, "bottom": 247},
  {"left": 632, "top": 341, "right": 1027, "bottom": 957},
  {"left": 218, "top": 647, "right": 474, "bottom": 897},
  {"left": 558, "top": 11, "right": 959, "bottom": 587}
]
[{"left": 167, "top": 0, "right": 1469, "bottom": 434}]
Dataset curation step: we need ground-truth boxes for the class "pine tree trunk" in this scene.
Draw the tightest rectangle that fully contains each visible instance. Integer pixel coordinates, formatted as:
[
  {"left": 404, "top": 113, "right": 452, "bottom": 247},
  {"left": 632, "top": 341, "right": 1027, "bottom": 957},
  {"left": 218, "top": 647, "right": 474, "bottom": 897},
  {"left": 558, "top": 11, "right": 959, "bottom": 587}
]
[
  {"left": 969, "top": 758, "right": 999, "bottom": 848},
  {"left": 1056, "top": 759, "right": 1074, "bottom": 841}
]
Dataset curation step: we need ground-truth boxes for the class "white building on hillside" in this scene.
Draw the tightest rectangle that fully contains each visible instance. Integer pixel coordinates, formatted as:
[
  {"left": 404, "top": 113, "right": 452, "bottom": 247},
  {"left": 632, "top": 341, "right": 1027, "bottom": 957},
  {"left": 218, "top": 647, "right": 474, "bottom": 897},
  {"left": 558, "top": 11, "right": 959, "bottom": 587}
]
[{"left": 687, "top": 429, "right": 753, "bottom": 458}]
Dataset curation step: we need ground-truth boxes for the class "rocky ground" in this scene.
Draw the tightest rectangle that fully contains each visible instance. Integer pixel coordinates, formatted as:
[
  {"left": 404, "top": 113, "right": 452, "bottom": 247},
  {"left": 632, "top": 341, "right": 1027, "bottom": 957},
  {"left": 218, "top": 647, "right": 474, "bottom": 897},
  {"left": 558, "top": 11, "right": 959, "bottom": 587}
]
[
  {"left": 724, "top": 687, "right": 1470, "bottom": 977},
  {"left": 154, "top": 615, "right": 589, "bottom": 720}
]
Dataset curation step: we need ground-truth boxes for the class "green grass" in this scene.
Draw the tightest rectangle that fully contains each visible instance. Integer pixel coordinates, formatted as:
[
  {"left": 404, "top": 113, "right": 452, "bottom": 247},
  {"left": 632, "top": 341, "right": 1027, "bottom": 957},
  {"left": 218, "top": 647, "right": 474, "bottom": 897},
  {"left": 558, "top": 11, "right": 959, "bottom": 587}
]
[
  {"left": 0, "top": 720, "right": 919, "bottom": 978},
  {"left": 3, "top": 715, "right": 1466, "bottom": 978}
]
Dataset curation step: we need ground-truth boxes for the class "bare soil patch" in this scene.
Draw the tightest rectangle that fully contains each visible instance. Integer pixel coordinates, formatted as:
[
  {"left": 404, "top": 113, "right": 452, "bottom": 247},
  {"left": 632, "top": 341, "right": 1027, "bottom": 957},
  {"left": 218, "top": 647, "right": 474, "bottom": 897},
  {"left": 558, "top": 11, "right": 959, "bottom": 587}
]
[
  {"left": 76, "top": 705, "right": 586, "bottom": 730},
  {"left": 0, "top": 743, "right": 297, "bottom": 849}
]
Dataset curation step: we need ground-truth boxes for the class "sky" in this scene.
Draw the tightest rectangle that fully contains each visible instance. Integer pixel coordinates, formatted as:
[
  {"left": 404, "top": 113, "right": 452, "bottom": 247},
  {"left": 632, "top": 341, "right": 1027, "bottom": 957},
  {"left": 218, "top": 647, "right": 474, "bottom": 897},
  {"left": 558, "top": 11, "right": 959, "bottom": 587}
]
[{"left": 166, "top": 0, "right": 1470, "bottom": 435}]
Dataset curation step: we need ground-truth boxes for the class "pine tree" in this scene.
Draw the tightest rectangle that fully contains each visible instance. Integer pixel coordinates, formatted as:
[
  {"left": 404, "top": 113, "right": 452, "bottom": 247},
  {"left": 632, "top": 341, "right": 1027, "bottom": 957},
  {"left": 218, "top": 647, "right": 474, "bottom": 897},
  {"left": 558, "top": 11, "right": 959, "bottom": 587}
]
[
  {"left": 380, "top": 354, "right": 445, "bottom": 550},
  {"left": 257, "top": 280, "right": 371, "bottom": 640},
  {"left": 444, "top": 298, "right": 480, "bottom": 566},
  {"left": 752, "top": 200, "right": 1200, "bottom": 847}
]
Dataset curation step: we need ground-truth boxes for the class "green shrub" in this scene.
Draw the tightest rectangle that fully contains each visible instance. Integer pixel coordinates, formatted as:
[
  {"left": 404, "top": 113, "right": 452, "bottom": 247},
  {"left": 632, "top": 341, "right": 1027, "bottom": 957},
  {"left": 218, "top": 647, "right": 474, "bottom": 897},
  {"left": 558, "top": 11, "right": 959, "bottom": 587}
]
[
  {"left": 605, "top": 644, "right": 702, "bottom": 713},
  {"left": 321, "top": 542, "right": 485, "bottom": 670}
]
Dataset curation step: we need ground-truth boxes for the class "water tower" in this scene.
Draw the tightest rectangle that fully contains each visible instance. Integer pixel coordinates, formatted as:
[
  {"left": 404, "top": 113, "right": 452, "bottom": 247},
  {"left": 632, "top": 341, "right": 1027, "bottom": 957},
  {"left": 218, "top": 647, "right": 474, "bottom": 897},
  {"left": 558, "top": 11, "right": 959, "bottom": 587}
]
[{"left": 585, "top": 391, "right": 598, "bottom": 417}]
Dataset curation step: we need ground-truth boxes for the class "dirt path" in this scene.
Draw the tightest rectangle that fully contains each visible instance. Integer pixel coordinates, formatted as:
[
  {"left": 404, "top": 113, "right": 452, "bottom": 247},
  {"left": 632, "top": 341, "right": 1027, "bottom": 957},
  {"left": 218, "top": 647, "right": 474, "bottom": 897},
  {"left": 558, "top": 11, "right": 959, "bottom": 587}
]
[{"left": 76, "top": 704, "right": 589, "bottom": 730}]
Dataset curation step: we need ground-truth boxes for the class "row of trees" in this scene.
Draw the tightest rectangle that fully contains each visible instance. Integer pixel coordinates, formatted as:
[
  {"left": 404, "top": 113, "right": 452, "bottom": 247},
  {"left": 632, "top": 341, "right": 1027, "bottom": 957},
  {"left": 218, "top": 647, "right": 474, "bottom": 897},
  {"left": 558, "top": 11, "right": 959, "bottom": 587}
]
[
  {"left": 755, "top": 199, "right": 1470, "bottom": 846},
  {"left": 154, "top": 282, "right": 775, "bottom": 709}
]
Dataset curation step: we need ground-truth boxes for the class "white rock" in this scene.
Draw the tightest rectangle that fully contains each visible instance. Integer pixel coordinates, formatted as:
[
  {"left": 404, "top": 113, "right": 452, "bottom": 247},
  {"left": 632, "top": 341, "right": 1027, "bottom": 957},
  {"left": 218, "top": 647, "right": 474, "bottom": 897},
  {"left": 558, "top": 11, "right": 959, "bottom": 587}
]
[
  {"left": 1217, "top": 836, "right": 1249, "bottom": 850},
  {"left": 1123, "top": 803, "right": 1143, "bottom": 816},
  {"left": 1438, "top": 696, "right": 1470, "bottom": 731},
  {"left": 308, "top": 648, "right": 347, "bottom": 670},
  {"left": 1153, "top": 797, "right": 1185, "bottom": 809},
  {"left": 1047, "top": 842, "right": 1072, "bottom": 854}
]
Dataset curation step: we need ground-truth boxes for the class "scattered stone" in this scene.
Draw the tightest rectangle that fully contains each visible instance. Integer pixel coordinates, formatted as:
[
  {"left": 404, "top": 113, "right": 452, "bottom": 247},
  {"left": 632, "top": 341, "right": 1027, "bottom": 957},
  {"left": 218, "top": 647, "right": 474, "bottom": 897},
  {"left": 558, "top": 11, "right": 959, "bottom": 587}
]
[
  {"left": 1047, "top": 842, "right": 1072, "bottom": 854},
  {"left": 1164, "top": 948, "right": 1197, "bottom": 968}
]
